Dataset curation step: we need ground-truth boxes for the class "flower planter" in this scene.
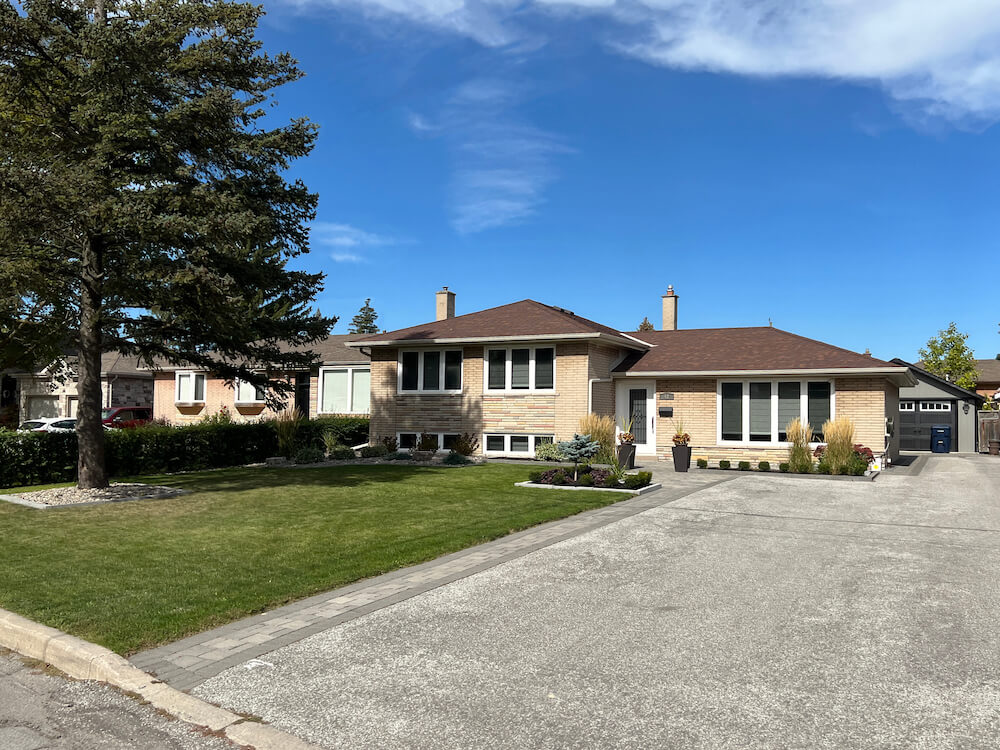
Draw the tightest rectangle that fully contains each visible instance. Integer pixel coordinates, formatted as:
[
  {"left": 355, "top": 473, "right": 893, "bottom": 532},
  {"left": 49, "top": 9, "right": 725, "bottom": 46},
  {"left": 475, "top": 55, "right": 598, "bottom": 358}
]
[
  {"left": 617, "top": 443, "right": 636, "bottom": 469},
  {"left": 671, "top": 445, "right": 691, "bottom": 472}
]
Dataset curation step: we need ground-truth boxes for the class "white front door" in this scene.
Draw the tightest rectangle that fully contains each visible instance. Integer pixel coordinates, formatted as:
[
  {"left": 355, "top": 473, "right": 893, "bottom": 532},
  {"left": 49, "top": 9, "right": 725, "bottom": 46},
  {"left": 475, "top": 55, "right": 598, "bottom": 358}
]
[{"left": 616, "top": 380, "right": 656, "bottom": 455}]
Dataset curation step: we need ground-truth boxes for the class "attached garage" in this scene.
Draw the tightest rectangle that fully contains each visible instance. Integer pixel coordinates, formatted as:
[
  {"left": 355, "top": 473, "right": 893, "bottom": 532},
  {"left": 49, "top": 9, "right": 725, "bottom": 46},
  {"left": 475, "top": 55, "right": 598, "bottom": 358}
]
[{"left": 893, "top": 359, "right": 984, "bottom": 453}]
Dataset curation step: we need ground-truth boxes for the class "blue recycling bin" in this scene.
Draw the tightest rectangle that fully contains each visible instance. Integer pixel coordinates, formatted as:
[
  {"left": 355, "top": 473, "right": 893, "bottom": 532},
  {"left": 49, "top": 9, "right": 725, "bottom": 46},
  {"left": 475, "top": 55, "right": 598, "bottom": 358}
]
[{"left": 931, "top": 424, "right": 952, "bottom": 453}]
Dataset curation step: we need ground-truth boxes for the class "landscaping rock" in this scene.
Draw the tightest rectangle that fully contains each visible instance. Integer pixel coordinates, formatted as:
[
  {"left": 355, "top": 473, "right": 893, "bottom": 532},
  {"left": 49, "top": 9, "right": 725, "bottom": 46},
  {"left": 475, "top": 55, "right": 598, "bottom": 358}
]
[{"left": 7, "top": 483, "right": 186, "bottom": 507}]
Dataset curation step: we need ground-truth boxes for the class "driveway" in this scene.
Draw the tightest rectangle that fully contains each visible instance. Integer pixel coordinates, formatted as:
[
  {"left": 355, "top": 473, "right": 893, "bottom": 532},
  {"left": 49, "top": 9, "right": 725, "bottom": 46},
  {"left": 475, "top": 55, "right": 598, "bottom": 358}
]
[{"left": 195, "top": 454, "right": 1000, "bottom": 749}]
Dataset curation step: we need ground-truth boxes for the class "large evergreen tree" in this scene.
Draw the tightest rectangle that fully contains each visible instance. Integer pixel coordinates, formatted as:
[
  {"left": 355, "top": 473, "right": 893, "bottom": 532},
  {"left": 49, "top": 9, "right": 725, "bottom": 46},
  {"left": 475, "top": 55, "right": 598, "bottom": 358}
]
[
  {"left": 348, "top": 298, "right": 380, "bottom": 334},
  {"left": 919, "top": 322, "right": 979, "bottom": 389},
  {"left": 0, "top": 0, "right": 334, "bottom": 488}
]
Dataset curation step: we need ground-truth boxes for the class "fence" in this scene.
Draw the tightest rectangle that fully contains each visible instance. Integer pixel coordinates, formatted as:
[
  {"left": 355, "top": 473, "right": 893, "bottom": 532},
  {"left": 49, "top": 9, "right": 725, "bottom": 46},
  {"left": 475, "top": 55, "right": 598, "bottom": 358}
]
[{"left": 978, "top": 411, "right": 1000, "bottom": 453}]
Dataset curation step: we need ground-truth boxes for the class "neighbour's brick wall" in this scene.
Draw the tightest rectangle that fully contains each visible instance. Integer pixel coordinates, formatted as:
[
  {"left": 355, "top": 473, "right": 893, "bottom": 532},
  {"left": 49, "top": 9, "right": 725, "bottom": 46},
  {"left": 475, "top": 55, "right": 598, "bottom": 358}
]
[
  {"left": 588, "top": 344, "right": 620, "bottom": 418},
  {"left": 153, "top": 372, "right": 294, "bottom": 425},
  {"left": 17, "top": 373, "right": 152, "bottom": 418}
]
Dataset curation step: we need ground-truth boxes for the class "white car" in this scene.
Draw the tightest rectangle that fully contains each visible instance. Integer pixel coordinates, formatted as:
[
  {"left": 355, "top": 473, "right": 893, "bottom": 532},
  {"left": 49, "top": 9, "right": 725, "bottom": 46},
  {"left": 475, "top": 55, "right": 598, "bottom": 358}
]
[{"left": 17, "top": 417, "right": 77, "bottom": 433}]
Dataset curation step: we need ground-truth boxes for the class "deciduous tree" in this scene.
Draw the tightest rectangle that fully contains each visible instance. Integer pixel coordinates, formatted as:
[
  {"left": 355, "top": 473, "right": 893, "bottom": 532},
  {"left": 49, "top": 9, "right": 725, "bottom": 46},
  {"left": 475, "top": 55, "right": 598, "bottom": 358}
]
[{"left": 919, "top": 322, "right": 978, "bottom": 389}]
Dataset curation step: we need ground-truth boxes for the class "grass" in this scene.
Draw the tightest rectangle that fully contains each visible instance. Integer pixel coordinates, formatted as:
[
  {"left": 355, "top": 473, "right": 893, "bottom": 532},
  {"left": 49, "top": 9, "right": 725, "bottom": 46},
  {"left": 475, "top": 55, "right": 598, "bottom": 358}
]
[{"left": 0, "top": 464, "right": 620, "bottom": 655}]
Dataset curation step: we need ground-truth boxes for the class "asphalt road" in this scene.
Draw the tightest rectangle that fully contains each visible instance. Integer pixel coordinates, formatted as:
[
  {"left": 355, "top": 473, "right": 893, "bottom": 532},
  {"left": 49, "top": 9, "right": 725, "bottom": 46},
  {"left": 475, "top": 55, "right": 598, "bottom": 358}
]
[
  {"left": 0, "top": 649, "right": 233, "bottom": 750},
  {"left": 196, "top": 454, "right": 1000, "bottom": 749}
]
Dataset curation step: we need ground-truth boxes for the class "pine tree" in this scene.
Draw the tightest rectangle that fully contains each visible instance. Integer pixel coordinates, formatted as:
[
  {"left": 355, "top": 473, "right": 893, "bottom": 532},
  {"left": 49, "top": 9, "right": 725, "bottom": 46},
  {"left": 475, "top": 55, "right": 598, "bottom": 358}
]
[
  {"left": 0, "top": 1, "right": 333, "bottom": 487},
  {"left": 919, "top": 323, "right": 979, "bottom": 389},
  {"left": 349, "top": 299, "right": 380, "bottom": 334},
  {"left": 637, "top": 317, "right": 655, "bottom": 331}
]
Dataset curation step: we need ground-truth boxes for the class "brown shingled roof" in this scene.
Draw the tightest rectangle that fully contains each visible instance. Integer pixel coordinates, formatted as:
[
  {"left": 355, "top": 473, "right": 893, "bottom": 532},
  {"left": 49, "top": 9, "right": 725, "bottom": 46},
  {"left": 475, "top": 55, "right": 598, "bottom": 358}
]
[
  {"left": 356, "top": 300, "right": 645, "bottom": 346},
  {"left": 975, "top": 359, "right": 1000, "bottom": 384},
  {"left": 616, "top": 327, "right": 897, "bottom": 373}
]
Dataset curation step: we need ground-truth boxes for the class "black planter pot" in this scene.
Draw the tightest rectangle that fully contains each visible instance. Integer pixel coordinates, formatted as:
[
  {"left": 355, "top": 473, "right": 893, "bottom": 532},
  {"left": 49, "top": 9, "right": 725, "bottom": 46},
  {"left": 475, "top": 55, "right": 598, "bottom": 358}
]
[
  {"left": 671, "top": 444, "right": 691, "bottom": 472},
  {"left": 617, "top": 443, "right": 636, "bottom": 469}
]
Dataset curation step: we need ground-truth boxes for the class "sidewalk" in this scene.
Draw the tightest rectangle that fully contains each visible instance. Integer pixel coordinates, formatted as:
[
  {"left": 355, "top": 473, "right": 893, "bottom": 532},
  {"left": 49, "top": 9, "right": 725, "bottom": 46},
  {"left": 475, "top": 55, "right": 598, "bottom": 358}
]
[{"left": 132, "top": 471, "right": 728, "bottom": 691}]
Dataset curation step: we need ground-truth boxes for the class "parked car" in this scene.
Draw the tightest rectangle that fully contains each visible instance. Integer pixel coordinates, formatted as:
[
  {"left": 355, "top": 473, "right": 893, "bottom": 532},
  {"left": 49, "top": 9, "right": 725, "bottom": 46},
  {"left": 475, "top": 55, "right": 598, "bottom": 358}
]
[
  {"left": 101, "top": 406, "right": 153, "bottom": 429},
  {"left": 18, "top": 418, "right": 77, "bottom": 433}
]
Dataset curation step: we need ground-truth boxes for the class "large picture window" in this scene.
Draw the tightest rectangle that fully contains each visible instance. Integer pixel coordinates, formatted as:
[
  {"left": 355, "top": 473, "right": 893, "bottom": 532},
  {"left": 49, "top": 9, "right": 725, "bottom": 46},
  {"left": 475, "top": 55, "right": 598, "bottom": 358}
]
[
  {"left": 320, "top": 366, "right": 370, "bottom": 414},
  {"left": 484, "top": 347, "right": 556, "bottom": 392},
  {"left": 399, "top": 350, "right": 463, "bottom": 393},
  {"left": 719, "top": 379, "right": 833, "bottom": 444}
]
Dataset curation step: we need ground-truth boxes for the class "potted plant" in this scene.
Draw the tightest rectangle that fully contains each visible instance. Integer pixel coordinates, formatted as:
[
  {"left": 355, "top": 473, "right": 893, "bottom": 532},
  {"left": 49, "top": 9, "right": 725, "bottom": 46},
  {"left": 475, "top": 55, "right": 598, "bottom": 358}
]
[
  {"left": 671, "top": 420, "right": 691, "bottom": 472},
  {"left": 617, "top": 415, "right": 636, "bottom": 469}
]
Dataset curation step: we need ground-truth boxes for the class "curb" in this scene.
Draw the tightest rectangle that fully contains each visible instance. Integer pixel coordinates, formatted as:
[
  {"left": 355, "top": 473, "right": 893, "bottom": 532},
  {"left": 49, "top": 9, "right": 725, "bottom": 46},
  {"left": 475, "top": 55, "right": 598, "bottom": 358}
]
[
  {"left": 514, "top": 481, "right": 663, "bottom": 495},
  {"left": 0, "top": 608, "right": 321, "bottom": 749}
]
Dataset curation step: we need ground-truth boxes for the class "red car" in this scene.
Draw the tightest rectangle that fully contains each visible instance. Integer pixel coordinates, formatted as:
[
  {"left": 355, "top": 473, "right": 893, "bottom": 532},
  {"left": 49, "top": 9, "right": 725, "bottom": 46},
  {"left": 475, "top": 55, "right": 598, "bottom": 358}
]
[{"left": 101, "top": 406, "right": 153, "bottom": 429}]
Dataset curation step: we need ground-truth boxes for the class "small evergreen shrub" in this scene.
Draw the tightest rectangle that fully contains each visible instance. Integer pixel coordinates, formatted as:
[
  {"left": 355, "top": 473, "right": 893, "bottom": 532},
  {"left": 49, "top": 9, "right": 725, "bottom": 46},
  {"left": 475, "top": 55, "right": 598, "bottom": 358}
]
[
  {"left": 696, "top": 458, "right": 708, "bottom": 469},
  {"left": 417, "top": 432, "right": 439, "bottom": 452},
  {"left": 359, "top": 444, "right": 390, "bottom": 458},
  {"left": 779, "top": 462, "right": 790, "bottom": 473},
  {"left": 379, "top": 435, "right": 398, "bottom": 452},
  {"left": 443, "top": 451, "right": 471, "bottom": 465},
  {"left": 450, "top": 433, "right": 480, "bottom": 456},
  {"left": 622, "top": 471, "right": 653, "bottom": 489},
  {"left": 528, "top": 470, "right": 543, "bottom": 483},
  {"left": 535, "top": 442, "right": 565, "bottom": 461},
  {"left": 577, "top": 473, "right": 594, "bottom": 486},
  {"left": 738, "top": 461, "right": 751, "bottom": 471},
  {"left": 387, "top": 451, "right": 412, "bottom": 461},
  {"left": 294, "top": 447, "right": 325, "bottom": 464},
  {"left": 329, "top": 446, "right": 357, "bottom": 460},
  {"left": 758, "top": 461, "right": 770, "bottom": 472},
  {"left": 719, "top": 460, "right": 731, "bottom": 470}
]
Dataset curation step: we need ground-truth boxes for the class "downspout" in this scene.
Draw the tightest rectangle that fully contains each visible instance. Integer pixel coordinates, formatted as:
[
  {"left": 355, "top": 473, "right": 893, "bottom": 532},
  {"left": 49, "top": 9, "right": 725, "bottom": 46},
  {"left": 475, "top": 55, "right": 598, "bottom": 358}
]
[{"left": 589, "top": 378, "right": 612, "bottom": 414}]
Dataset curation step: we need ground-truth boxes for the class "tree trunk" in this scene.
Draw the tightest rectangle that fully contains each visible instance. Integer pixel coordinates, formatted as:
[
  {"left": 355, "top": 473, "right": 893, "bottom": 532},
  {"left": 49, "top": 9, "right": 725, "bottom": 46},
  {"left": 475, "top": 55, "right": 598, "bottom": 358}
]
[{"left": 77, "top": 236, "right": 107, "bottom": 489}]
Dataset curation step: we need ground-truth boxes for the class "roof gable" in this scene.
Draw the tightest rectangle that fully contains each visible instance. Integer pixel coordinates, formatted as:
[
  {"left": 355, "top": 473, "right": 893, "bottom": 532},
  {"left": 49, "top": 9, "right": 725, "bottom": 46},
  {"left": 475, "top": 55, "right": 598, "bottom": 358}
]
[{"left": 893, "top": 359, "right": 985, "bottom": 401}]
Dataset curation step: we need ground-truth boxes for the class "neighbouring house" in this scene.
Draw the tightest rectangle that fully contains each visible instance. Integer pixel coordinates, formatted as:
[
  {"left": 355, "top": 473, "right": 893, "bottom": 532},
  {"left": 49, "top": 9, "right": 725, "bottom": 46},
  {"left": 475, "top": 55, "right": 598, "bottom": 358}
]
[
  {"left": 2, "top": 352, "right": 154, "bottom": 424},
  {"left": 350, "top": 287, "right": 915, "bottom": 463},
  {"left": 972, "top": 359, "right": 1000, "bottom": 399},
  {"left": 149, "top": 335, "right": 371, "bottom": 424},
  {"left": 892, "top": 359, "right": 984, "bottom": 453}
]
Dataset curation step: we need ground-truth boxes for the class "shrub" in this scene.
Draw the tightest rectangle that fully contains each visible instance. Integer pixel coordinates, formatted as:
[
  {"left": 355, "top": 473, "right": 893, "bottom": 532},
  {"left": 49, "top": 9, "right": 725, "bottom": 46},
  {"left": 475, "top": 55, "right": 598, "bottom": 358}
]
[
  {"left": 758, "top": 461, "right": 770, "bottom": 472},
  {"left": 329, "top": 446, "right": 357, "bottom": 460},
  {"left": 449, "top": 433, "right": 480, "bottom": 457},
  {"left": 738, "top": 461, "right": 751, "bottom": 471},
  {"left": 297, "top": 416, "right": 370, "bottom": 451},
  {"left": 417, "top": 432, "right": 439, "bottom": 452},
  {"left": 538, "top": 468, "right": 571, "bottom": 485},
  {"left": 294, "top": 447, "right": 325, "bottom": 464},
  {"left": 589, "top": 468, "right": 612, "bottom": 486},
  {"left": 443, "top": 451, "right": 472, "bottom": 465},
  {"left": 201, "top": 406, "right": 234, "bottom": 425},
  {"left": 578, "top": 414, "right": 615, "bottom": 456},
  {"left": 379, "top": 435, "right": 398, "bottom": 452},
  {"left": 387, "top": 451, "right": 412, "bottom": 461},
  {"left": 558, "top": 434, "right": 601, "bottom": 480},
  {"left": 786, "top": 418, "right": 814, "bottom": 474},
  {"left": 622, "top": 471, "right": 652, "bottom": 489},
  {"left": 816, "top": 459, "right": 832, "bottom": 475},
  {"left": 528, "top": 470, "right": 543, "bottom": 483},
  {"left": 637, "top": 471, "right": 652, "bottom": 486},
  {"left": 273, "top": 408, "right": 303, "bottom": 458},
  {"left": 577, "top": 473, "right": 594, "bottom": 486},
  {"left": 779, "top": 462, "right": 790, "bottom": 473},
  {"left": 321, "top": 430, "right": 340, "bottom": 456},
  {"left": 845, "top": 453, "right": 869, "bottom": 476},
  {"left": 696, "top": 458, "right": 708, "bottom": 469},
  {"left": 719, "top": 459, "right": 731, "bottom": 469},
  {"left": 821, "top": 418, "right": 856, "bottom": 475},
  {"left": 359, "top": 444, "right": 390, "bottom": 458},
  {"left": 535, "top": 442, "right": 565, "bottom": 461}
]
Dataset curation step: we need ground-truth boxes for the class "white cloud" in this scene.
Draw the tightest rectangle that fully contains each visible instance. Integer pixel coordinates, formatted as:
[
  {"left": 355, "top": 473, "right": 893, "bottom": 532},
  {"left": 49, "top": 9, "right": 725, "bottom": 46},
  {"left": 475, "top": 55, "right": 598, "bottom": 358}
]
[
  {"left": 312, "top": 222, "right": 401, "bottom": 261},
  {"left": 283, "top": 0, "right": 1000, "bottom": 123}
]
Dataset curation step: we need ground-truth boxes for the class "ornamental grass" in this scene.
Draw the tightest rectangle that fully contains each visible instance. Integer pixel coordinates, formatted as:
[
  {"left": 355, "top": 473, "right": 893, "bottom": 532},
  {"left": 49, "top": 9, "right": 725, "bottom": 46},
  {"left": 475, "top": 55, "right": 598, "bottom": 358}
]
[
  {"left": 820, "top": 418, "right": 856, "bottom": 475},
  {"left": 786, "top": 418, "right": 814, "bottom": 474}
]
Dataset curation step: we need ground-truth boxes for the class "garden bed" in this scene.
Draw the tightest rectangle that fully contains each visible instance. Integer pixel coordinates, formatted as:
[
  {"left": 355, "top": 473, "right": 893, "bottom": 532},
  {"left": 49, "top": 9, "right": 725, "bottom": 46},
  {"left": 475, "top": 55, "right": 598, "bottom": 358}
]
[
  {"left": 0, "top": 483, "right": 189, "bottom": 509},
  {"left": 515, "top": 480, "right": 662, "bottom": 495},
  {"left": 696, "top": 466, "right": 878, "bottom": 482}
]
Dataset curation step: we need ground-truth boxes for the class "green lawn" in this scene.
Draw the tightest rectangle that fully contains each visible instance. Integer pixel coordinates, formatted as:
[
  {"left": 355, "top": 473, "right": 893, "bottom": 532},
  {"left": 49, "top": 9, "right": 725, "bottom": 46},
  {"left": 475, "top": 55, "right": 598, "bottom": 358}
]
[{"left": 0, "top": 464, "right": 620, "bottom": 655}]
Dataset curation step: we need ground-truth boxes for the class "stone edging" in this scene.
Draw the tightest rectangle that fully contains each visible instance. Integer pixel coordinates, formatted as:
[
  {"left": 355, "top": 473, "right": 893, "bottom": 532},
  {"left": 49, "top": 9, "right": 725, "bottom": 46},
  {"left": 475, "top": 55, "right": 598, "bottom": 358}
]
[
  {"left": 0, "top": 489, "right": 190, "bottom": 510},
  {"left": 0, "top": 608, "right": 321, "bottom": 750},
  {"left": 514, "top": 481, "right": 663, "bottom": 495}
]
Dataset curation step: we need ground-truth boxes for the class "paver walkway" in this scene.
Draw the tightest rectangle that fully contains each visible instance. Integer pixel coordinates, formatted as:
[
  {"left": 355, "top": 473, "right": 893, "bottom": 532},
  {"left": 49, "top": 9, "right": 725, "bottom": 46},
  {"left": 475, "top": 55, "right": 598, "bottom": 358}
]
[{"left": 131, "top": 472, "right": 726, "bottom": 691}]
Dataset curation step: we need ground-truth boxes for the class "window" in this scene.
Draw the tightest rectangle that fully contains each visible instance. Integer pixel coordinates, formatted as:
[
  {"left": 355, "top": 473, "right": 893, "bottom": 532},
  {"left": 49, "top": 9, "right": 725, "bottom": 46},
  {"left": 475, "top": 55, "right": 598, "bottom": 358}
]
[
  {"left": 319, "top": 366, "right": 370, "bottom": 414},
  {"left": 442, "top": 433, "right": 459, "bottom": 451},
  {"left": 235, "top": 378, "right": 265, "bottom": 404},
  {"left": 399, "top": 350, "right": 463, "bottom": 393},
  {"left": 483, "top": 434, "right": 555, "bottom": 455},
  {"left": 900, "top": 401, "right": 915, "bottom": 412},
  {"left": 175, "top": 372, "right": 206, "bottom": 403},
  {"left": 719, "top": 379, "right": 834, "bottom": 444},
  {"left": 484, "top": 347, "right": 556, "bottom": 391},
  {"left": 399, "top": 433, "right": 417, "bottom": 450},
  {"left": 396, "top": 432, "right": 460, "bottom": 452},
  {"left": 920, "top": 401, "right": 951, "bottom": 411}
]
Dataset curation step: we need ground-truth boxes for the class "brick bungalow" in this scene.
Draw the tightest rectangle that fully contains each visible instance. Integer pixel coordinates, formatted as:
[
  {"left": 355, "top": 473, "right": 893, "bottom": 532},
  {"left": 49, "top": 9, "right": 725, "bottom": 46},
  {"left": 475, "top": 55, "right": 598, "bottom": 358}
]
[
  {"left": 150, "top": 335, "right": 370, "bottom": 424},
  {"left": 350, "top": 288, "right": 915, "bottom": 463}
]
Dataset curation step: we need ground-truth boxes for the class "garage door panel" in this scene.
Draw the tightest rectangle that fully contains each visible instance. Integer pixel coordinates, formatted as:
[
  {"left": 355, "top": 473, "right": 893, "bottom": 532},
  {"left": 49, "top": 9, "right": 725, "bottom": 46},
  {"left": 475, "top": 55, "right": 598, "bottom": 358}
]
[{"left": 899, "top": 400, "right": 958, "bottom": 451}]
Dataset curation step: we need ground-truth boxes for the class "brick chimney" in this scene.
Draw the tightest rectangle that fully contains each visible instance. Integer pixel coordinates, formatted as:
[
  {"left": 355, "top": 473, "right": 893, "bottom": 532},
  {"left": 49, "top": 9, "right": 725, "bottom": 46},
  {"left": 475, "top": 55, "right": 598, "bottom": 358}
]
[
  {"left": 661, "top": 285, "right": 678, "bottom": 331},
  {"left": 436, "top": 286, "right": 456, "bottom": 321}
]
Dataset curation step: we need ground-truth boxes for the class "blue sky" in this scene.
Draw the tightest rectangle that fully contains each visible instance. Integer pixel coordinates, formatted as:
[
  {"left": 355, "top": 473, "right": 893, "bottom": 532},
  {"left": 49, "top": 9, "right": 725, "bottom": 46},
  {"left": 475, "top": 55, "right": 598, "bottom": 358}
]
[{"left": 257, "top": 0, "right": 1000, "bottom": 362}]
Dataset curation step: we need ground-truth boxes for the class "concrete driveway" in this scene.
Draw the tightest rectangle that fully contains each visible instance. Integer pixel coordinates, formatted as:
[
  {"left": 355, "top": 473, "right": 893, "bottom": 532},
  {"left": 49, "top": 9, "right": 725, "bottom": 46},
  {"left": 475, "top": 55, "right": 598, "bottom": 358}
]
[{"left": 195, "top": 454, "right": 1000, "bottom": 749}]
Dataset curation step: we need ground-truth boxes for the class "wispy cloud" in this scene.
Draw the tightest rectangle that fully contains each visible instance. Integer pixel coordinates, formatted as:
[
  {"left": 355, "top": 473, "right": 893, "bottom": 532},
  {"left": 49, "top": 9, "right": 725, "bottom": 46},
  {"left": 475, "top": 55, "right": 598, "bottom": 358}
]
[
  {"left": 283, "top": 0, "right": 1000, "bottom": 124},
  {"left": 409, "top": 78, "right": 574, "bottom": 233},
  {"left": 312, "top": 221, "right": 402, "bottom": 262}
]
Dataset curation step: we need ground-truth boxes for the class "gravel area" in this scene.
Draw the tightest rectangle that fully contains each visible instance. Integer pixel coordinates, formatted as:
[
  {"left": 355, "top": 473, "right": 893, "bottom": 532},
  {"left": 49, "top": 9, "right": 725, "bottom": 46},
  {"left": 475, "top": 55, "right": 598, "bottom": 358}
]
[{"left": 6, "top": 483, "right": 186, "bottom": 507}]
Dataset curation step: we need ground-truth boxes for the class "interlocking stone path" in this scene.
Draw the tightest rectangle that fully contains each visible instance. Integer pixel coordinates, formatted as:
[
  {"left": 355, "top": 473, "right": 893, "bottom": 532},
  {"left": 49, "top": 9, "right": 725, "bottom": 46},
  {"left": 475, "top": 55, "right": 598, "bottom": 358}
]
[{"left": 131, "top": 473, "right": 729, "bottom": 691}]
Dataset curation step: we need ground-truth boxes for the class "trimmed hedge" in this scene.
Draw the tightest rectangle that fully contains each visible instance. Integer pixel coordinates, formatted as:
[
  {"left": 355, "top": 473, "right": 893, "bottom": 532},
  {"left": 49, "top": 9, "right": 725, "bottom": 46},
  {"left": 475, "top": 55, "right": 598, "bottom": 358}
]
[{"left": 0, "top": 416, "right": 370, "bottom": 489}]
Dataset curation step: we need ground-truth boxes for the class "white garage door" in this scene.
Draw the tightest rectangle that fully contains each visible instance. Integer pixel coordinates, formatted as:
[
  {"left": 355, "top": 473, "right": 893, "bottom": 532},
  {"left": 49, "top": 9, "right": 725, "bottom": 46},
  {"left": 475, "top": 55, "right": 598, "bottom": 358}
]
[
  {"left": 26, "top": 396, "right": 59, "bottom": 419},
  {"left": 68, "top": 397, "right": 78, "bottom": 418}
]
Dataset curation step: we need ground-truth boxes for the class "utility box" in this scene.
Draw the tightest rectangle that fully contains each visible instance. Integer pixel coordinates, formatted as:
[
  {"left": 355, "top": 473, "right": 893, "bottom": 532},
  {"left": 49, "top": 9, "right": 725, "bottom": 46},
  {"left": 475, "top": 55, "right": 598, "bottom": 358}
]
[{"left": 931, "top": 424, "right": 952, "bottom": 453}]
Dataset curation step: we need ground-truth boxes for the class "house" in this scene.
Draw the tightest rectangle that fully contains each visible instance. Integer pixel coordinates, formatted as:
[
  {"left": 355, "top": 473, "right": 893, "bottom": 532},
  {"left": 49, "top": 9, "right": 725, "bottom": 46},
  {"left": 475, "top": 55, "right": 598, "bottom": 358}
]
[
  {"left": 2, "top": 352, "right": 153, "bottom": 424},
  {"left": 150, "top": 335, "right": 371, "bottom": 424},
  {"left": 891, "top": 359, "right": 984, "bottom": 452},
  {"left": 350, "top": 287, "right": 914, "bottom": 463},
  {"left": 972, "top": 359, "right": 1000, "bottom": 399}
]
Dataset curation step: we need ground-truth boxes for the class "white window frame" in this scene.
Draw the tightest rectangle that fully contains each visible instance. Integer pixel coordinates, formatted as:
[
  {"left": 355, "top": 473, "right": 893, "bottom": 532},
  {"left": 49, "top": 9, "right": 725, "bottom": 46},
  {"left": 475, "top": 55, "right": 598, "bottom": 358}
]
[
  {"left": 397, "top": 350, "right": 463, "bottom": 394},
  {"left": 482, "top": 433, "right": 555, "bottom": 457},
  {"left": 174, "top": 371, "right": 206, "bottom": 404},
  {"left": 716, "top": 378, "right": 835, "bottom": 447},
  {"left": 900, "top": 401, "right": 915, "bottom": 412},
  {"left": 919, "top": 401, "right": 951, "bottom": 412},
  {"left": 483, "top": 346, "right": 556, "bottom": 394},
  {"left": 234, "top": 377, "right": 266, "bottom": 405},
  {"left": 319, "top": 365, "right": 371, "bottom": 415},
  {"left": 395, "top": 431, "right": 462, "bottom": 452}
]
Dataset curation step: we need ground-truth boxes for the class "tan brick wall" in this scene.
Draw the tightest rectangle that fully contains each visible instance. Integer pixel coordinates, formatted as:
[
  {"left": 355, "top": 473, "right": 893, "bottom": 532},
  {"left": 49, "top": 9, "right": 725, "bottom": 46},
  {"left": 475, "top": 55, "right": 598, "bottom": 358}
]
[
  {"left": 483, "top": 395, "right": 556, "bottom": 432},
  {"left": 554, "top": 342, "right": 590, "bottom": 440},
  {"left": 654, "top": 378, "right": 715, "bottom": 456},
  {"left": 153, "top": 372, "right": 295, "bottom": 425},
  {"left": 834, "top": 377, "right": 886, "bottom": 450},
  {"left": 588, "top": 344, "right": 620, "bottom": 418}
]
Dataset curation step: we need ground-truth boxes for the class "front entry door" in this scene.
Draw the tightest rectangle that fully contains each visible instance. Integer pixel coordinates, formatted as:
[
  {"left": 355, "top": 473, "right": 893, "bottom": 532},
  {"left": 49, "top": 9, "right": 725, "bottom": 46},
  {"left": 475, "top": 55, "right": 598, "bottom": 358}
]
[{"left": 616, "top": 380, "right": 656, "bottom": 455}]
